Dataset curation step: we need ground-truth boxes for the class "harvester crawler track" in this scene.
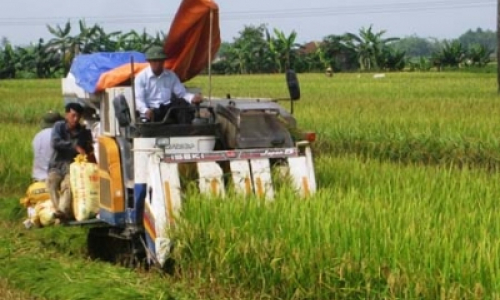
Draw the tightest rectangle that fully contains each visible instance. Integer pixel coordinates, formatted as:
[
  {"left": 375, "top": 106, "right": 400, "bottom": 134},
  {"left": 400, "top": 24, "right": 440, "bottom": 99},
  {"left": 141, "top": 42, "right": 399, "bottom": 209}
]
[{"left": 87, "top": 227, "right": 147, "bottom": 269}]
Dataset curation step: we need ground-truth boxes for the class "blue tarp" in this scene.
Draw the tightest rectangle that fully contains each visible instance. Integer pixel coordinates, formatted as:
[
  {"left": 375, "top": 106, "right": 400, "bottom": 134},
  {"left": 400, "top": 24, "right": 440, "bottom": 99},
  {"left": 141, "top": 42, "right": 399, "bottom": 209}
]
[{"left": 69, "top": 51, "right": 147, "bottom": 93}]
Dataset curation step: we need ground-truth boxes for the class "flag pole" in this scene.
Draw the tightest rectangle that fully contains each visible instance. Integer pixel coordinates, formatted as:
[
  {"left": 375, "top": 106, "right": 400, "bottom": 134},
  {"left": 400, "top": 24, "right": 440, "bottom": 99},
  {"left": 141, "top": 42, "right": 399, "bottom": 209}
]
[{"left": 208, "top": 8, "right": 214, "bottom": 106}]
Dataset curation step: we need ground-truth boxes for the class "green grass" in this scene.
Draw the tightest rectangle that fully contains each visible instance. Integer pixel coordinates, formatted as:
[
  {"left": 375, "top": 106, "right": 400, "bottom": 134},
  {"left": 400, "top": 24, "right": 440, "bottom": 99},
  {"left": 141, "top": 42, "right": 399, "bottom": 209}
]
[
  {"left": 0, "top": 198, "right": 252, "bottom": 300},
  {"left": 0, "top": 278, "right": 45, "bottom": 300},
  {"left": 1, "top": 72, "right": 500, "bottom": 299},
  {"left": 0, "top": 79, "right": 63, "bottom": 125},
  {"left": 0, "top": 123, "right": 38, "bottom": 195}
]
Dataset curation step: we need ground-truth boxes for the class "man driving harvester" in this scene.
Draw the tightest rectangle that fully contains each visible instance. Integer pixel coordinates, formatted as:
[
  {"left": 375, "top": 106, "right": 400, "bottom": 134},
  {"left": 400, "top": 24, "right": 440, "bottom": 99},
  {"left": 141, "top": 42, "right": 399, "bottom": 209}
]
[{"left": 134, "top": 45, "right": 203, "bottom": 123}]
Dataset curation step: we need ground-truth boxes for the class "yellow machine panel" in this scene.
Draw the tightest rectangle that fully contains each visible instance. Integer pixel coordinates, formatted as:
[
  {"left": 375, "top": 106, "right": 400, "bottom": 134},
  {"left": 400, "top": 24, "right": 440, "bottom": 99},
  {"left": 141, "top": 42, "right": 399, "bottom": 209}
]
[{"left": 98, "top": 136, "right": 125, "bottom": 213}]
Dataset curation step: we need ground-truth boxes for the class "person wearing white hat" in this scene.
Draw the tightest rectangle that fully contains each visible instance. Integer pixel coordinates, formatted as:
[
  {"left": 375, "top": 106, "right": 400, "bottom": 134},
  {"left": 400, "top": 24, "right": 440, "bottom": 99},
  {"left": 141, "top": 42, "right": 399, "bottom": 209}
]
[{"left": 31, "top": 111, "right": 64, "bottom": 182}]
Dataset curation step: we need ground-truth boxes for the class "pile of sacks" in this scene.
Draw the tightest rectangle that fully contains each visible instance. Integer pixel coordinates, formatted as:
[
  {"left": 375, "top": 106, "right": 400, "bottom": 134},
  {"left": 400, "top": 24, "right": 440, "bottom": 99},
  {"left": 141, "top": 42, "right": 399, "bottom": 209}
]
[
  {"left": 21, "top": 154, "right": 100, "bottom": 228},
  {"left": 20, "top": 181, "right": 57, "bottom": 228}
]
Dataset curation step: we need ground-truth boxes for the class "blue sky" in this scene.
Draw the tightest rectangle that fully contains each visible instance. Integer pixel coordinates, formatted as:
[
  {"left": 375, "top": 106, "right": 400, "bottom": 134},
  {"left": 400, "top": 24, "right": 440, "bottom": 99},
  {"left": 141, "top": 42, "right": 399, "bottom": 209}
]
[{"left": 0, "top": 0, "right": 495, "bottom": 46}]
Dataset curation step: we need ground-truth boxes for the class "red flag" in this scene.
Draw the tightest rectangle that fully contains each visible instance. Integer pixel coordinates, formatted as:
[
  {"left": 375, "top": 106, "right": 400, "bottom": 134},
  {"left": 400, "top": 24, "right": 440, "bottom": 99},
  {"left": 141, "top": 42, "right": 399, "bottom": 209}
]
[{"left": 164, "top": 0, "right": 221, "bottom": 82}]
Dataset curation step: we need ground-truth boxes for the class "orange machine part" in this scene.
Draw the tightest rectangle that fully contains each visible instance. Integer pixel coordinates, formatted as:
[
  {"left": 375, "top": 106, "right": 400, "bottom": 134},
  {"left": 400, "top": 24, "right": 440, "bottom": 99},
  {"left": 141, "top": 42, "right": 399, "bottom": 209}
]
[{"left": 98, "top": 136, "right": 125, "bottom": 213}]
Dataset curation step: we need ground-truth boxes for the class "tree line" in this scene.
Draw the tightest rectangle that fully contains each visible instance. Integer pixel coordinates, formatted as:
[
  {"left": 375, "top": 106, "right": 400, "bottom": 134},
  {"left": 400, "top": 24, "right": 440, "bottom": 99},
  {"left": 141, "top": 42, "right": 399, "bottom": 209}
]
[{"left": 0, "top": 21, "right": 495, "bottom": 79}]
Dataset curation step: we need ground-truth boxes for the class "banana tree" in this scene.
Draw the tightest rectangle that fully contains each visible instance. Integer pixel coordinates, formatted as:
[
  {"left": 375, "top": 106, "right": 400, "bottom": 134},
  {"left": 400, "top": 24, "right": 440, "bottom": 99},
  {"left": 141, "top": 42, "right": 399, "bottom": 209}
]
[
  {"left": 122, "top": 29, "right": 157, "bottom": 52},
  {"left": 232, "top": 25, "right": 271, "bottom": 73},
  {"left": 265, "top": 29, "right": 280, "bottom": 72},
  {"left": 46, "top": 20, "right": 74, "bottom": 74},
  {"left": 379, "top": 47, "right": 406, "bottom": 71},
  {"left": 0, "top": 43, "right": 16, "bottom": 78},
  {"left": 294, "top": 47, "right": 323, "bottom": 73},
  {"left": 432, "top": 40, "right": 465, "bottom": 69},
  {"left": 153, "top": 30, "right": 167, "bottom": 47},
  {"left": 36, "top": 39, "right": 63, "bottom": 77},
  {"left": 467, "top": 43, "right": 492, "bottom": 67},
  {"left": 87, "top": 25, "right": 122, "bottom": 52},
  {"left": 344, "top": 25, "right": 399, "bottom": 71},
  {"left": 227, "top": 42, "right": 251, "bottom": 74},
  {"left": 318, "top": 34, "right": 358, "bottom": 71},
  {"left": 5, "top": 38, "right": 61, "bottom": 78},
  {"left": 73, "top": 20, "right": 101, "bottom": 54},
  {"left": 318, "top": 35, "right": 341, "bottom": 70},
  {"left": 266, "top": 28, "right": 299, "bottom": 72}
]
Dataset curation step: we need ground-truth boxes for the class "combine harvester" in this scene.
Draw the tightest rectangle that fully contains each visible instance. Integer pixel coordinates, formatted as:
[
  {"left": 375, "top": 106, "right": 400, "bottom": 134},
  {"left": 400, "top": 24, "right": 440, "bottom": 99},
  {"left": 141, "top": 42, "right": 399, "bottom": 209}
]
[{"left": 60, "top": 0, "right": 317, "bottom": 269}]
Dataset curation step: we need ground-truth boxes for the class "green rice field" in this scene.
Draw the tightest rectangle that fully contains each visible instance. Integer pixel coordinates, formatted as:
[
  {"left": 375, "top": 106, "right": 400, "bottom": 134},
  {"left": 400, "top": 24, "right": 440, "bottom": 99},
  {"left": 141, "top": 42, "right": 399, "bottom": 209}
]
[{"left": 0, "top": 72, "right": 499, "bottom": 299}]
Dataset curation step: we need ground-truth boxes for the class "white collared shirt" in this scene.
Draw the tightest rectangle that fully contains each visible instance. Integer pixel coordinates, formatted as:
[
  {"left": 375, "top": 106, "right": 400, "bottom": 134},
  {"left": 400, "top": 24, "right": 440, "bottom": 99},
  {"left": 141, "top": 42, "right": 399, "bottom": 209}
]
[
  {"left": 134, "top": 67, "right": 195, "bottom": 114},
  {"left": 32, "top": 128, "right": 53, "bottom": 181}
]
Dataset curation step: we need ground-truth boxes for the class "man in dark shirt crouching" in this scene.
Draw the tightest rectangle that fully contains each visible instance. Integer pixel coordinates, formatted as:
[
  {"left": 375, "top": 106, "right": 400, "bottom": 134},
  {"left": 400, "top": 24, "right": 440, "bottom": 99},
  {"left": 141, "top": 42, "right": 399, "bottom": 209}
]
[{"left": 47, "top": 103, "right": 94, "bottom": 220}]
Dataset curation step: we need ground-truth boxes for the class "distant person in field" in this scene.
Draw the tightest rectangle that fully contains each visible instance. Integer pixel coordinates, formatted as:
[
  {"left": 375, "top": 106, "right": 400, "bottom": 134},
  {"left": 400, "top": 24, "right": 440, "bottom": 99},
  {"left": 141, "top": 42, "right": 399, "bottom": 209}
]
[
  {"left": 32, "top": 111, "right": 64, "bottom": 182},
  {"left": 325, "top": 67, "right": 333, "bottom": 77},
  {"left": 46, "top": 103, "right": 94, "bottom": 220},
  {"left": 134, "top": 45, "right": 203, "bottom": 124}
]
